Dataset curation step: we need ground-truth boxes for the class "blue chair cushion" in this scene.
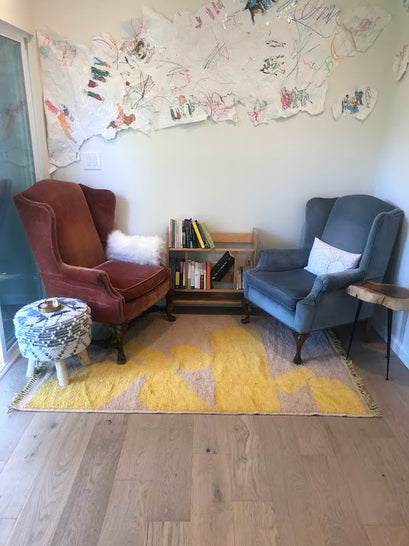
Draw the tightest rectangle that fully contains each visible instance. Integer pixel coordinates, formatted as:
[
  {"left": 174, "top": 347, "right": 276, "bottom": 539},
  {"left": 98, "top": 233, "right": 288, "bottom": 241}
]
[{"left": 246, "top": 268, "right": 316, "bottom": 310}]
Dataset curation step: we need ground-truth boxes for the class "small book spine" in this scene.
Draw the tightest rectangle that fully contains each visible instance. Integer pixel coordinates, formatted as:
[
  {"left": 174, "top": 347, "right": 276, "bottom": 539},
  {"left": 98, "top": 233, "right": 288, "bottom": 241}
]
[
  {"left": 200, "top": 222, "right": 215, "bottom": 248},
  {"left": 191, "top": 220, "right": 205, "bottom": 248}
]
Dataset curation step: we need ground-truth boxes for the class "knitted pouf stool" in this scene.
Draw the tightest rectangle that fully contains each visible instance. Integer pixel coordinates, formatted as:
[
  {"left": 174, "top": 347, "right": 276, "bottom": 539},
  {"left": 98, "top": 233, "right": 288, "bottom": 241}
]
[{"left": 14, "top": 297, "right": 92, "bottom": 387}]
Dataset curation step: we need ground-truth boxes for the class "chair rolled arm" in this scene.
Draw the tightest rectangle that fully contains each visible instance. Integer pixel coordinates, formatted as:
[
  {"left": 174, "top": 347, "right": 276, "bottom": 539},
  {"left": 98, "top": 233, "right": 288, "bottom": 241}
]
[
  {"left": 303, "top": 268, "right": 365, "bottom": 304},
  {"left": 255, "top": 248, "right": 310, "bottom": 272},
  {"left": 58, "top": 263, "right": 121, "bottom": 299}
]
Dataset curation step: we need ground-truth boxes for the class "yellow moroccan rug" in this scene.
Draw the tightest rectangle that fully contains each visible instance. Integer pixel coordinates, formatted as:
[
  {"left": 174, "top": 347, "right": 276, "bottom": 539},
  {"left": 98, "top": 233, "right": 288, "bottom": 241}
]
[{"left": 10, "top": 314, "right": 380, "bottom": 416}]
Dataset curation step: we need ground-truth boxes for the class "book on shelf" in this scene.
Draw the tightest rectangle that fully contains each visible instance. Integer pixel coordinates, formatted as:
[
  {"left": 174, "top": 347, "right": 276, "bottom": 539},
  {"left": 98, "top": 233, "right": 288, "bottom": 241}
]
[
  {"left": 211, "top": 251, "right": 234, "bottom": 282},
  {"left": 200, "top": 222, "right": 215, "bottom": 248},
  {"left": 170, "top": 258, "right": 212, "bottom": 290},
  {"left": 191, "top": 220, "right": 205, "bottom": 248},
  {"left": 168, "top": 218, "right": 216, "bottom": 249},
  {"left": 236, "top": 265, "right": 244, "bottom": 289}
]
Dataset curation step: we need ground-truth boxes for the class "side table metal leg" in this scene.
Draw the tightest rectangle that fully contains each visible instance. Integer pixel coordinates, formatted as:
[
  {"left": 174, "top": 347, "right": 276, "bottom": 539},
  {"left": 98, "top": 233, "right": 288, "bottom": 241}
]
[
  {"left": 27, "top": 358, "right": 37, "bottom": 378},
  {"left": 55, "top": 359, "right": 69, "bottom": 386},
  {"left": 346, "top": 300, "right": 363, "bottom": 359},
  {"left": 386, "top": 309, "right": 393, "bottom": 381}
]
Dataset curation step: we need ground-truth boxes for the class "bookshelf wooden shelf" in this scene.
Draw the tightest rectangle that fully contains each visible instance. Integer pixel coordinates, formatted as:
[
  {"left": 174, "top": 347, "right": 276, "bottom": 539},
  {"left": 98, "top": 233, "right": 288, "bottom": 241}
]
[{"left": 166, "top": 229, "right": 258, "bottom": 309}]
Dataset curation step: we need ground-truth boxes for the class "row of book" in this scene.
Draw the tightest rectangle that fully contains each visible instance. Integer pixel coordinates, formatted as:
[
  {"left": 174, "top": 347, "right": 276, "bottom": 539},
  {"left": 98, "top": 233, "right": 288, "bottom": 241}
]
[
  {"left": 236, "top": 266, "right": 245, "bottom": 290},
  {"left": 169, "top": 218, "right": 215, "bottom": 249},
  {"left": 169, "top": 252, "right": 235, "bottom": 289},
  {"left": 170, "top": 259, "right": 213, "bottom": 289}
]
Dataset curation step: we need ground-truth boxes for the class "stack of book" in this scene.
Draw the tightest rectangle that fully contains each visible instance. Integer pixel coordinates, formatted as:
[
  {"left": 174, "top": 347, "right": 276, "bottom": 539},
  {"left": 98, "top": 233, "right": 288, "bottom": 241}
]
[
  {"left": 169, "top": 252, "right": 236, "bottom": 290},
  {"left": 169, "top": 258, "right": 212, "bottom": 289},
  {"left": 236, "top": 265, "right": 244, "bottom": 289},
  {"left": 168, "top": 219, "right": 215, "bottom": 249}
]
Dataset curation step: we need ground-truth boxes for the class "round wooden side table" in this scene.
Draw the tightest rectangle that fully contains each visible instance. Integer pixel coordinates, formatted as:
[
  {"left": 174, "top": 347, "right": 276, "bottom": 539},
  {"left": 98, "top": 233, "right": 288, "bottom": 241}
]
[
  {"left": 13, "top": 297, "right": 92, "bottom": 387},
  {"left": 346, "top": 280, "right": 409, "bottom": 380}
]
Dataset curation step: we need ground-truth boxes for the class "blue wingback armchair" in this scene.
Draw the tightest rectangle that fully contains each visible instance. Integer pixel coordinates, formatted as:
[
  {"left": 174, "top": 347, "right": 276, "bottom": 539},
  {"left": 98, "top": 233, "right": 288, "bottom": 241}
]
[{"left": 243, "top": 195, "right": 403, "bottom": 364}]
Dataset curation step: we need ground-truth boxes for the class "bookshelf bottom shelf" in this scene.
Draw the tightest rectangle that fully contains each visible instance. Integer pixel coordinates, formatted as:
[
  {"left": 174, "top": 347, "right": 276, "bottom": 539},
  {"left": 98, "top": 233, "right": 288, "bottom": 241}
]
[{"left": 169, "top": 289, "right": 245, "bottom": 308}]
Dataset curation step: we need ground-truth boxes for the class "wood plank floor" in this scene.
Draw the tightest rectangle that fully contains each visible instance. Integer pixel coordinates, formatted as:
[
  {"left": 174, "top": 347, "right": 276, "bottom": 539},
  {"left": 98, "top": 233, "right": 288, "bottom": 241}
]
[{"left": 1, "top": 318, "right": 409, "bottom": 545}]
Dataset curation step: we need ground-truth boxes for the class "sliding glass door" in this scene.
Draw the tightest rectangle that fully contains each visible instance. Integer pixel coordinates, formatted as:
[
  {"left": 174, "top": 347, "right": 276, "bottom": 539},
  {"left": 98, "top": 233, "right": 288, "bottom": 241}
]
[{"left": 0, "top": 29, "right": 43, "bottom": 370}]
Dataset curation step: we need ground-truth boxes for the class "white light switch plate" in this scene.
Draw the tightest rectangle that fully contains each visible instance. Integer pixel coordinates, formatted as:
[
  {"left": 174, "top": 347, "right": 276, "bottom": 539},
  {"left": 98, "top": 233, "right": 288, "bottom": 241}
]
[{"left": 83, "top": 152, "right": 102, "bottom": 170}]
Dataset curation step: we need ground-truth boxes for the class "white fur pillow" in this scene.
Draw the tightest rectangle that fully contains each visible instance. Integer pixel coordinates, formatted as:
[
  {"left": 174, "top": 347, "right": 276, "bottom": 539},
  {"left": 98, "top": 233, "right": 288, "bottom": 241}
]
[{"left": 106, "top": 230, "right": 165, "bottom": 266}]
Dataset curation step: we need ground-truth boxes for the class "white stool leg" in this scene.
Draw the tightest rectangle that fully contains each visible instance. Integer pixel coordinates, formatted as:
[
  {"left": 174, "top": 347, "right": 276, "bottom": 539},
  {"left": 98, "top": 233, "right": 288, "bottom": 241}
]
[
  {"left": 27, "top": 358, "right": 37, "bottom": 378},
  {"left": 78, "top": 349, "right": 91, "bottom": 366},
  {"left": 55, "top": 359, "right": 69, "bottom": 387}
]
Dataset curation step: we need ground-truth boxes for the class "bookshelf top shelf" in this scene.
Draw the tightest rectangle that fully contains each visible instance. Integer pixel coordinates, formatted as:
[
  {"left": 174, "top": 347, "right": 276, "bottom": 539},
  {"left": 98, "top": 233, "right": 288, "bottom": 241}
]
[
  {"left": 169, "top": 247, "right": 254, "bottom": 252},
  {"left": 167, "top": 228, "right": 258, "bottom": 251}
]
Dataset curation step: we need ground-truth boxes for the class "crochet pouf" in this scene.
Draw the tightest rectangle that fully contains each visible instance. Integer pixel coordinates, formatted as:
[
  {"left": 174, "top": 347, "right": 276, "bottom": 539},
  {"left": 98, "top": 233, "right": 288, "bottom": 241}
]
[{"left": 14, "top": 297, "right": 92, "bottom": 387}]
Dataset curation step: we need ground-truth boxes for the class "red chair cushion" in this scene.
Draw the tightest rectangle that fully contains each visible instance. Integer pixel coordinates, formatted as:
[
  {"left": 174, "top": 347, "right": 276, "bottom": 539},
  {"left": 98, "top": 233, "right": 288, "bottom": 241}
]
[{"left": 96, "top": 260, "right": 169, "bottom": 301}]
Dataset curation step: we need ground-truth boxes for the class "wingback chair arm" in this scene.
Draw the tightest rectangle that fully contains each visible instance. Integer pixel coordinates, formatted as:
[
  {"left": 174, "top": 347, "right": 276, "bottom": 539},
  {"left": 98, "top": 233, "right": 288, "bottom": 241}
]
[
  {"left": 59, "top": 263, "right": 121, "bottom": 299},
  {"left": 255, "top": 248, "right": 310, "bottom": 272},
  {"left": 302, "top": 268, "right": 366, "bottom": 305}
]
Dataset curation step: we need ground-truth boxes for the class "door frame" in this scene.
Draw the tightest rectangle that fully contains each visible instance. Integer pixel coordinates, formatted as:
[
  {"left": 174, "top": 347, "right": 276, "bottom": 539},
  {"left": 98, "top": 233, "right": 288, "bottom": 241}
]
[{"left": 0, "top": 20, "right": 42, "bottom": 375}]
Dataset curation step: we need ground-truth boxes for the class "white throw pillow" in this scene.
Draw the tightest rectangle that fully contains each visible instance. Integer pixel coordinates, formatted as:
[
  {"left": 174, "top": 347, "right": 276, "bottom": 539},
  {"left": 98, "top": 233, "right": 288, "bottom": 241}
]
[
  {"left": 305, "top": 237, "right": 361, "bottom": 275},
  {"left": 106, "top": 230, "right": 165, "bottom": 266}
]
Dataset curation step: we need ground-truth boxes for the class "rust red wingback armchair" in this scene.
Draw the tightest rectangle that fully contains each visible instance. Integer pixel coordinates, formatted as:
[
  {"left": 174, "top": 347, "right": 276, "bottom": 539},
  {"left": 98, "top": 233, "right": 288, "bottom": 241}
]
[{"left": 14, "top": 179, "right": 173, "bottom": 364}]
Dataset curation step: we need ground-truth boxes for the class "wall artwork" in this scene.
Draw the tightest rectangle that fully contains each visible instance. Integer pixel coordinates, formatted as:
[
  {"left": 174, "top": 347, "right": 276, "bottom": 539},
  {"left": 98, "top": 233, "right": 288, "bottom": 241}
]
[
  {"left": 37, "top": 1, "right": 390, "bottom": 170},
  {"left": 341, "top": 5, "right": 391, "bottom": 52},
  {"left": 332, "top": 87, "right": 377, "bottom": 121},
  {"left": 393, "top": 43, "right": 409, "bottom": 81}
]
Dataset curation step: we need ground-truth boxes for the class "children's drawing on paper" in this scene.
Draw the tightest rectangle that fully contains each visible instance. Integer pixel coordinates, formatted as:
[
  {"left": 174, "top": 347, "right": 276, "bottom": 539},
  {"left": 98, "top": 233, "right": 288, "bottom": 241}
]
[
  {"left": 243, "top": 0, "right": 277, "bottom": 24},
  {"left": 332, "top": 87, "right": 377, "bottom": 121},
  {"left": 342, "top": 6, "right": 391, "bottom": 52},
  {"left": 393, "top": 43, "right": 409, "bottom": 81},
  {"left": 37, "top": 0, "right": 390, "bottom": 170}
]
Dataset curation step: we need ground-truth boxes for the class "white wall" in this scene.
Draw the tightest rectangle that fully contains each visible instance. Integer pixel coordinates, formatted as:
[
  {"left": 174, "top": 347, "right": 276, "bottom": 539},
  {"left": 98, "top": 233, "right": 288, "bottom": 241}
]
[
  {"left": 25, "top": 0, "right": 396, "bottom": 246},
  {"left": 0, "top": 0, "right": 32, "bottom": 33},
  {"left": 374, "top": 7, "right": 409, "bottom": 367},
  {"left": 3, "top": 1, "right": 408, "bottom": 365}
]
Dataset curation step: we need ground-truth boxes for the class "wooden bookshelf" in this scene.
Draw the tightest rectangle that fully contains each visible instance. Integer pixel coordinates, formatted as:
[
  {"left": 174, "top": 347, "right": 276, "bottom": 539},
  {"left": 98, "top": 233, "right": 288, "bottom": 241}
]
[{"left": 166, "top": 229, "right": 258, "bottom": 309}]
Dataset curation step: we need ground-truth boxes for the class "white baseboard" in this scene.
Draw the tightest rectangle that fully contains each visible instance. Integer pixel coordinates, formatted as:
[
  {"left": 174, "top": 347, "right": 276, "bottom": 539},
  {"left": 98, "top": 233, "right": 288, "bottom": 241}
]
[{"left": 372, "top": 315, "right": 409, "bottom": 370}]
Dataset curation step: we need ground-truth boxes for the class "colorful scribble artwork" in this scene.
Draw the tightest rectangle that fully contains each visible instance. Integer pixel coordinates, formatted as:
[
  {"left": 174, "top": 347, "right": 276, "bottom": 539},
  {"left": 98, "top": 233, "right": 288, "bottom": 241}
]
[
  {"left": 393, "top": 43, "right": 409, "bottom": 81},
  {"left": 342, "top": 6, "right": 391, "bottom": 52},
  {"left": 332, "top": 87, "right": 377, "bottom": 121},
  {"left": 38, "top": 0, "right": 390, "bottom": 170},
  {"left": 107, "top": 107, "right": 136, "bottom": 130},
  {"left": 45, "top": 100, "right": 76, "bottom": 143},
  {"left": 243, "top": 0, "right": 278, "bottom": 24}
]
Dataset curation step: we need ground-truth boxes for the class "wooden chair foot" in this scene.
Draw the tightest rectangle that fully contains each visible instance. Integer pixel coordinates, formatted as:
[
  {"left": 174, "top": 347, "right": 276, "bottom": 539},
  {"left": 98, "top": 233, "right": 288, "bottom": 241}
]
[
  {"left": 241, "top": 300, "right": 252, "bottom": 324},
  {"left": 111, "top": 323, "right": 128, "bottom": 364},
  {"left": 166, "top": 291, "right": 176, "bottom": 322},
  {"left": 292, "top": 332, "right": 310, "bottom": 365}
]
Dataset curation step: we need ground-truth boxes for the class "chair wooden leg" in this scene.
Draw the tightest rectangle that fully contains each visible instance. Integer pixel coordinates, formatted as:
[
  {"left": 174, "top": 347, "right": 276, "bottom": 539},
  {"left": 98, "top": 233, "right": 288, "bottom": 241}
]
[
  {"left": 241, "top": 299, "right": 252, "bottom": 324},
  {"left": 165, "top": 291, "right": 176, "bottom": 322},
  {"left": 111, "top": 323, "right": 127, "bottom": 365},
  {"left": 292, "top": 331, "right": 310, "bottom": 365}
]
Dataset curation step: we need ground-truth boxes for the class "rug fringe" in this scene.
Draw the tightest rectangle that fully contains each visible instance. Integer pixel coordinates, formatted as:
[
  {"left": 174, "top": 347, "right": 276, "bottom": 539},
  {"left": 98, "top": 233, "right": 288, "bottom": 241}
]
[
  {"left": 326, "top": 329, "right": 382, "bottom": 417},
  {"left": 8, "top": 363, "right": 47, "bottom": 412}
]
